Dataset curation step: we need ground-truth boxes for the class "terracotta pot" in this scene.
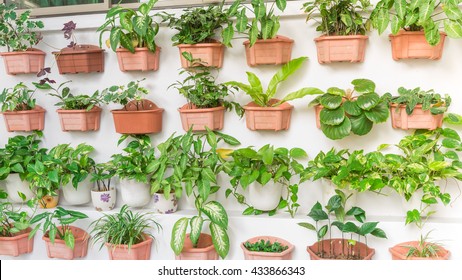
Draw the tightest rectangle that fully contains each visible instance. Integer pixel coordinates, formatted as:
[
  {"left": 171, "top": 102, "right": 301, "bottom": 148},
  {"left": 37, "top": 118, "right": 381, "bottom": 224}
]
[
  {"left": 38, "top": 195, "right": 59, "bottom": 209},
  {"left": 1, "top": 105, "right": 46, "bottom": 132},
  {"left": 314, "top": 35, "right": 368, "bottom": 64},
  {"left": 153, "top": 192, "right": 178, "bottom": 214},
  {"left": 178, "top": 42, "right": 224, "bottom": 68},
  {"left": 111, "top": 99, "right": 164, "bottom": 134},
  {"left": 176, "top": 233, "right": 218, "bottom": 260},
  {"left": 178, "top": 104, "right": 225, "bottom": 132},
  {"left": 389, "top": 30, "right": 446, "bottom": 60},
  {"left": 390, "top": 103, "right": 443, "bottom": 130},
  {"left": 315, "top": 104, "right": 323, "bottom": 129},
  {"left": 105, "top": 234, "right": 153, "bottom": 260},
  {"left": 57, "top": 106, "right": 102, "bottom": 132},
  {"left": 116, "top": 47, "right": 161, "bottom": 71},
  {"left": 244, "top": 35, "right": 294, "bottom": 67},
  {"left": 0, "top": 227, "right": 34, "bottom": 257},
  {"left": 307, "top": 238, "right": 375, "bottom": 260},
  {"left": 91, "top": 187, "right": 117, "bottom": 212},
  {"left": 241, "top": 236, "right": 294, "bottom": 260},
  {"left": 42, "top": 226, "right": 89, "bottom": 260},
  {"left": 4, "top": 173, "right": 34, "bottom": 203},
  {"left": 0, "top": 48, "right": 45, "bottom": 75},
  {"left": 389, "top": 241, "right": 450, "bottom": 260},
  {"left": 53, "top": 44, "right": 105, "bottom": 74},
  {"left": 244, "top": 99, "right": 293, "bottom": 131}
]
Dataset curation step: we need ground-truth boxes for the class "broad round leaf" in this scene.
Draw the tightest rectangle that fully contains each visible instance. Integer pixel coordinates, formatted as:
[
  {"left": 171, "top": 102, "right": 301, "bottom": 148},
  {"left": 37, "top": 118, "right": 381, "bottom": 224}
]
[
  {"left": 364, "top": 102, "right": 389, "bottom": 123},
  {"left": 320, "top": 107, "right": 345, "bottom": 126},
  {"left": 320, "top": 94, "right": 343, "bottom": 109},
  {"left": 351, "top": 79, "right": 375, "bottom": 94},
  {"left": 350, "top": 114, "right": 373, "bottom": 136},
  {"left": 343, "top": 100, "right": 362, "bottom": 116},
  {"left": 321, "top": 118, "right": 351, "bottom": 140},
  {"left": 356, "top": 93, "right": 380, "bottom": 110}
]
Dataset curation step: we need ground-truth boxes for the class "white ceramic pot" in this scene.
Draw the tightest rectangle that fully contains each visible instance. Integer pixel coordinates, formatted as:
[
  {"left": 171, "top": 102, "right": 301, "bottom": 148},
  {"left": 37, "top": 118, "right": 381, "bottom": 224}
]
[
  {"left": 120, "top": 178, "right": 151, "bottom": 207},
  {"left": 248, "top": 182, "right": 283, "bottom": 211},
  {"left": 153, "top": 192, "right": 178, "bottom": 214},
  {"left": 91, "top": 187, "right": 117, "bottom": 212},
  {"left": 321, "top": 178, "right": 357, "bottom": 210},
  {"left": 62, "top": 177, "right": 92, "bottom": 205},
  {"left": 5, "top": 173, "right": 34, "bottom": 203}
]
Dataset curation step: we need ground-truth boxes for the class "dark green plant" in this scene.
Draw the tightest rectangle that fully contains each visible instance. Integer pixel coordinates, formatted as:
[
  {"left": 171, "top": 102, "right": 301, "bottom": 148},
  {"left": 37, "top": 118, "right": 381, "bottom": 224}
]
[
  {"left": 0, "top": 190, "right": 36, "bottom": 237},
  {"left": 244, "top": 239, "right": 288, "bottom": 253},
  {"left": 0, "top": 82, "right": 39, "bottom": 112},
  {"left": 101, "top": 79, "right": 151, "bottom": 111},
  {"left": 390, "top": 87, "right": 450, "bottom": 116}
]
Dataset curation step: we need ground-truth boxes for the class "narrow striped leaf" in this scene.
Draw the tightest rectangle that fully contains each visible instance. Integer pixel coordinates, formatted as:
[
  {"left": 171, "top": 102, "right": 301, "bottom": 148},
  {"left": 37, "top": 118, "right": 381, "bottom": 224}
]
[{"left": 210, "top": 223, "right": 229, "bottom": 259}]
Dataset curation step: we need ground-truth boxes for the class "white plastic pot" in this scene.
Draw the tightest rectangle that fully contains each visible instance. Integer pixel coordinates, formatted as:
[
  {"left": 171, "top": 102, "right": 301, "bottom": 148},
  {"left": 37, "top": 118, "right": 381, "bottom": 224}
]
[
  {"left": 119, "top": 178, "right": 151, "bottom": 207},
  {"left": 153, "top": 192, "right": 178, "bottom": 214},
  {"left": 62, "top": 177, "right": 92, "bottom": 205},
  {"left": 4, "top": 173, "right": 34, "bottom": 203},
  {"left": 91, "top": 186, "right": 116, "bottom": 212},
  {"left": 248, "top": 182, "right": 283, "bottom": 211}
]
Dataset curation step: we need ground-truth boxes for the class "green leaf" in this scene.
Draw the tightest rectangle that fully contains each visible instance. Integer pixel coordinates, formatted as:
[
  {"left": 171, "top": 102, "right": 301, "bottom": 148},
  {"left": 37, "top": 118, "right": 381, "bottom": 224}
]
[
  {"left": 297, "top": 222, "right": 316, "bottom": 231},
  {"left": 119, "top": 32, "right": 135, "bottom": 53},
  {"left": 419, "top": 1, "right": 435, "bottom": 24},
  {"left": 375, "top": 9, "right": 390, "bottom": 35},
  {"left": 201, "top": 201, "right": 228, "bottom": 228},
  {"left": 210, "top": 223, "right": 229, "bottom": 259},
  {"left": 394, "top": 0, "right": 407, "bottom": 20},
  {"left": 267, "top": 57, "right": 307, "bottom": 99},
  {"left": 318, "top": 225, "right": 328, "bottom": 239},
  {"left": 443, "top": 128, "right": 461, "bottom": 141},
  {"left": 320, "top": 107, "right": 345, "bottom": 126},
  {"left": 64, "top": 231, "right": 75, "bottom": 249},
  {"left": 171, "top": 218, "right": 189, "bottom": 255},
  {"left": 201, "top": 168, "right": 217, "bottom": 184},
  {"left": 277, "top": 87, "right": 324, "bottom": 105},
  {"left": 320, "top": 94, "right": 343, "bottom": 109},
  {"left": 444, "top": 19, "right": 462, "bottom": 38},
  {"left": 343, "top": 100, "right": 362, "bottom": 116},
  {"left": 351, "top": 79, "right": 375, "bottom": 94},
  {"left": 391, "top": 15, "right": 401, "bottom": 34},
  {"left": 249, "top": 18, "right": 259, "bottom": 46},
  {"left": 410, "top": 0, "right": 424, "bottom": 11},
  {"left": 424, "top": 23, "right": 440, "bottom": 46},
  {"left": 119, "top": 12, "right": 133, "bottom": 32},
  {"left": 290, "top": 148, "right": 308, "bottom": 159},
  {"left": 350, "top": 114, "right": 373, "bottom": 136},
  {"left": 246, "top": 72, "right": 263, "bottom": 94},
  {"left": 371, "top": 228, "right": 388, "bottom": 239},
  {"left": 444, "top": 113, "right": 462, "bottom": 124},
  {"left": 443, "top": 4, "right": 462, "bottom": 20},
  {"left": 406, "top": 209, "right": 421, "bottom": 225},
  {"left": 261, "top": 146, "right": 274, "bottom": 165},
  {"left": 321, "top": 118, "right": 352, "bottom": 140},
  {"left": 189, "top": 216, "right": 204, "bottom": 247},
  {"left": 364, "top": 102, "right": 389, "bottom": 123},
  {"left": 359, "top": 222, "right": 379, "bottom": 236},
  {"left": 443, "top": 138, "right": 459, "bottom": 148},
  {"left": 222, "top": 24, "right": 234, "bottom": 47},
  {"left": 236, "top": 9, "right": 248, "bottom": 32},
  {"left": 109, "top": 28, "right": 121, "bottom": 52},
  {"left": 132, "top": 15, "right": 149, "bottom": 36},
  {"left": 308, "top": 203, "right": 328, "bottom": 221},
  {"left": 356, "top": 93, "right": 380, "bottom": 110},
  {"left": 343, "top": 222, "right": 359, "bottom": 233},
  {"left": 215, "top": 131, "right": 241, "bottom": 146},
  {"left": 276, "top": 0, "right": 286, "bottom": 11},
  {"left": 428, "top": 161, "right": 450, "bottom": 171},
  {"left": 326, "top": 87, "right": 345, "bottom": 96}
]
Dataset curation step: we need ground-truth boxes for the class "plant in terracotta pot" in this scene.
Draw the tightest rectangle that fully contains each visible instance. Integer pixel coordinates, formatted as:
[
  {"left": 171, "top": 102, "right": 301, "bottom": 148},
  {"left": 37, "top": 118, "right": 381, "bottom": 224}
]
[
  {"left": 97, "top": 0, "right": 161, "bottom": 72},
  {"left": 222, "top": 144, "right": 307, "bottom": 217},
  {"left": 0, "top": 3, "right": 45, "bottom": 75},
  {"left": 90, "top": 204, "right": 162, "bottom": 260},
  {"left": 101, "top": 79, "right": 164, "bottom": 134},
  {"left": 370, "top": 0, "right": 462, "bottom": 60},
  {"left": 169, "top": 54, "right": 244, "bottom": 132},
  {"left": 302, "top": 0, "right": 372, "bottom": 63},
  {"left": 226, "top": 56, "right": 323, "bottom": 131},
  {"left": 241, "top": 236, "right": 295, "bottom": 260},
  {"left": 0, "top": 82, "right": 46, "bottom": 132},
  {"left": 29, "top": 207, "right": 89, "bottom": 260},
  {"left": 90, "top": 162, "right": 116, "bottom": 212},
  {"left": 308, "top": 79, "right": 391, "bottom": 140},
  {"left": 298, "top": 191, "right": 387, "bottom": 260}
]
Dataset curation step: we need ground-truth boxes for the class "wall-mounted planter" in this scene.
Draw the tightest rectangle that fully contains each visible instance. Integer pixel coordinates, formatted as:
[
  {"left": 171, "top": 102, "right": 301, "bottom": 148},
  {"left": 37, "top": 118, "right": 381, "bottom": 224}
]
[
  {"left": 389, "top": 241, "right": 450, "bottom": 260},
  {"left": 4, "top": 173, "right": 34, "bottom": 203},
  {"left": 116, "top": 47, "right": 161, "bottom": 72},
  {"left": 390, "top": 104, "right": 443, "bottom": 130},
  {"left": 0, "top": 227, "right": 34, "bottom": 257},
  {"left": 1, "top": 105, "right": 46, "bottom": 132},
  {"left": 248, "top": 182, "right": 282, "bottom": 212},
  {"left": 175, "top": 233, "right": 218, "bottom": 260},
  {"left": 91, "top": 186, "right": 116, "bottom": 212},
  {"left": 105, "top": 234, "right": 152, "bottom": 260},
  {"left": 111, "top": 99, "right": 164, "bottom": 134},
  {"left": 0, "top": 48, "right": 45, "bottom": 75},
  {"left": 61, "top": 177, "right": 92, "bottom": 205},
  {"left": 314, "top": 35, "right": 368, "bottom": 64},
  {"left": 38, "top": 195, "right": 59, "bottom": 209},
  {"left": 153, "top": 192, "right": 178, "bottom": 214},
  {"left": 389, "top": 30, "right": 446, "bottom": 60},
  {"left": 43, "top": 226, "right": 89, "bottom": 260},
  {"left": 178, "top": 42, "right": 224, "bottom": 68},
  {"left": 307, "top": 238, "right": 375, "bottom": 260},
  {"left": 119, "top": 178, "right": 151, "bottom": 208},
  {"left": 179, "top": 104, "right": 225, "bottom": 132},
  {"left": 241, "top": 236, "right": 294, "bottom": 260},
  {"left": 244, "top": 35, "right": 294, "bottom": 67},
  {"left": 244, "top": 99, "right": 293, "bottom": 131},
  {"left": 53, "top": 44, "right": 105, "bottom": 74},
  {"left": 57, "top": 106, "right": 102, "bottom": 132}
]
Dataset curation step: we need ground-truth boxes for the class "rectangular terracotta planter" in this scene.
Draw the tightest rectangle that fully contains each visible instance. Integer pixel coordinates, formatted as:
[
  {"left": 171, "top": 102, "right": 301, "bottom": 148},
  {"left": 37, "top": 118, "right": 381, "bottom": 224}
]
[
  {"left": 178, "top": 104, "right": 225, "bottom": 131},
  {"left": 389, "top": 30, "right": 446, "bottom": 60},
  {"left": 241, "top": 236, "right": 294, "bottom": 260},
  {"left": 111, "top": 100, "right": 164, "bottom": 134},
  {"left": 178, "top": 42, "right": 224, "bottom": 68},
  {"left": 53, "top": 44, "right": 105, "bottom": 74},
  {"left": 244, "top": 35, "right": 294, "bottom": 67},
  {"left": 244, "top": 100, "right": 293, "bottom": 131},
  {"left": 0, "top": 48, "right": 45, "bottom": 75},
  {"left": 314, "top": 35, "right": 368, "bottom": 64},
  {"left": 390, "top": 103, "right": 443, "bottom": 130},
  {"left": 57, "top": 106, "right": 102, "bottom": 131},
  {"left": 116, "top": 47, "right": 160, "bottom": 71},
  {"left": 307, "top": 238, "right": 375, "bottom": 260},
  {"left": 42, "top": 226, "right": 89, "bottom": 260},
  {"left": 0, "top": 228, "right": 34, "bottom": 257},
  {"left": 106, "top": 235, "right": 152, "bottom": 260},
  {"left": 1, "top": 105, "right": 46, "bottom": 132}
]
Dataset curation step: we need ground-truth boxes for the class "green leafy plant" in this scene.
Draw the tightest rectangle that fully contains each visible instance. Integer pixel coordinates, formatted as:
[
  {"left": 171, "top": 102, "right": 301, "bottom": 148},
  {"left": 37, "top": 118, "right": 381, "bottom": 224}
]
[
  {"left": 0, "top": 3, "right": 44, "bottom": 51},
  {"left": 97, "top": 0, "right": 159, "bottom": 53},
  {"left": 404, "top": 231, "right": 444, "bottom": 258},
  {"left": 302, "top": 0, "right": 371, "bottom": 36},
  {"left": 370, "top": 0, "right": 462, "bottom": 46},
  {"left": 226, "top": 57, "right": 323, "bottom": 107},
  {"left": 0, "top": 190, "right": 35, "bottom": 237},
  {"left": 0, "top": 82, "right": 39, "bottom": 112},
  {"left": 390, "top": 87, "right": 450, "bottom": 116},
  {"left": 101, "top": 79, "right": 151, "bottom": 111},
  {"left": 243, "top": 239, "right": 289, "bottom": 253},
  {"left": 91, "top": 162, "right": 116, "bottom": 192},
  {"left": 308, "top": 79, "right": 391, "bottom": 140}
]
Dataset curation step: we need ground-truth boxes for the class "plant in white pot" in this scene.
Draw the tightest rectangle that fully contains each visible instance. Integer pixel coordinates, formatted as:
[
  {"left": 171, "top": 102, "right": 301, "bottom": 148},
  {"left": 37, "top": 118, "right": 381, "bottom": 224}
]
[{"left": 90, "top": 163, "right": 116, "bottom": 212}]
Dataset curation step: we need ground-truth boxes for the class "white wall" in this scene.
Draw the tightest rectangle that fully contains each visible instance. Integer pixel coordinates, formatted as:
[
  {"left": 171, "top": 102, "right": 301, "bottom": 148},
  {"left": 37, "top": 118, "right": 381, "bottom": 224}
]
[{"left": 1, "top": 1, "right": 462, "bottom": 260}]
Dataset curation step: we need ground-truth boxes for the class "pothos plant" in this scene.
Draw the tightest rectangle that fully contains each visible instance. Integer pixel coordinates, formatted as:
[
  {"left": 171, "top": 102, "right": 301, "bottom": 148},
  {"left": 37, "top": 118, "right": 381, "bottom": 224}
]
[
  {"left": 390, "top": 86, "right": 451, "bottom": 116},
  {"left": 0, "top": 190, "right": 36, "bottom": 237},
  {"left": 0, "top": 82, "right": 39, "bottom": 112},
  {"left": 101, "top": 79, "right": 151, "bottom": 111}
]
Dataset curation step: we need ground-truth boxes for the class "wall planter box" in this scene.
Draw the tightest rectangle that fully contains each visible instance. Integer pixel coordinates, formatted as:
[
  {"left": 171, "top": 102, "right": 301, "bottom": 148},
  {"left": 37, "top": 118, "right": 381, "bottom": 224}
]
[
  {"left": 314, "top": 35, "right": 368, "bottom": 64},
  {"left": 1, "top": 106, "right": 46, "bottom": 132},
  {"left": 0, "top": 227, "right": 34, "bottom": 257},
  {"left": 105, "top": 235, "right": 152, "bottom": 260},
  {"left": 244, "top": 36, "right": 294, "bottom": 67},
  {"left": 389, "top": 241, "right": 450, "bottom": 260},
  {"left": 248, "top": 182, "right": 282, "bottom": 211},
  {"left": 119, "top": 179, "right": 151, "bottom": 208},
  {"left": 53, "top": 45, "right": 105, "bottom": 74},
  {"left": 307, "top": 238, "right": 375, "bottom": 260},
  {"left": 153, "top": 192, "right": 178, "bottom": 214},
  {"left": 111, "top": 99, "right": 164, "bottom": 134},
  {"left": 389, "top": 30, "right": 446, "bottom": 60},
  {"left": 178, "top": 42, "right": 224, "bottom": 68},
  {"left": 116, "top": 47, "right": 161, "bottom": 72},
  {"left": 43, "top": 226, "right": 89, "bottom": 260},
  {"left": 0, "top": 48, "right": 45, "bottom": 75},
  {"left": 175, "top": 233, "right": 218, "bottom": 260},
  {"left": 57, "top": 106, "right": 102, "bottom": 132},
  {"left": 241, "top": 236, "right": 294, "bottom": 260},
  {"left": 91, "top": 187, "right": 116, "bottom": 212},
  {"left": 390, "top": 104, "right": 443, "bottom": 130},
  {"left": 178, "top": 104, "right": 225, "bottom": 132},
  {"left": 244, "top": 99, "right": 293, "bottom": 131},
  {"left": 4, "top": 173, "right": 34, "bottom": 203}
]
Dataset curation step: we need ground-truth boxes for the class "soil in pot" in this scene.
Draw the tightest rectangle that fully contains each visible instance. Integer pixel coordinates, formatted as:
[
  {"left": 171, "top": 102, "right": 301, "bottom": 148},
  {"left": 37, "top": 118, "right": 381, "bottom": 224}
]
[
  {"left": 42, "top": 226, "right": 89, "bottom": 260},
  {"left": 178, "top": 104, "right": 225, "bottom": 132},
  {"left": 244, "top": 35, "right": 294, "bottom": 67},
  {"left": 175, "top": 233, "right": 218, "bottom": 260},
  {"left": 241, "top": 236, "right": 295, "bottom": 260},
  {"left": 244, "top": 99, "right": 293, "bottom": 131},
  {"left": 0, "top": 227, "right": 34, "bottom": 257},
  {"left": 307, "top": 238, "right": 375, "bottom": 260}
]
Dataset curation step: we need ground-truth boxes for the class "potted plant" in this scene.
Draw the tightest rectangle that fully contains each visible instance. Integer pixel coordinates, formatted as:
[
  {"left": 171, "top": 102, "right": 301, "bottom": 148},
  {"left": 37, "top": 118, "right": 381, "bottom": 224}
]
[
  {"left": 389, "top": 87, "right": 449, "bottom": 130},
  {"left": 308, "top": 79, "right": 391, "bottom": 140},
  {"left": 370, "top": 0, "right": 462, "bottom": 60},
  {"left": 241, "top": 236, "right": 294, "bottom": 260},
  {"left": 226, "top": 57, "right": 323, "bottom": 131},
  {"left": 102, "top": 79, "right": 164, "bottom": 134},
  {"left": 90, "top": 162, "right": 116, "bottom": 212},
  {"left": 90, "top": 204, "right": 162, "bottom": 260},
  {"left": 0, "top": 82, "right": 46, "bottom": 132},
  {"left": 302, "top": 0, "right": 371, "bottom": 64},
  {"left": 0, "top": 4, "right": 45, "bottom": 75},
  {"left": 298, "top": 191, "right": 387, "bottom": 260},
  {"left": 97, "top": 0, "right": 161, "bottom": 72},
  {"left": 233, "top": 0, "right": 294, "bottom": 66},
  {"left": 169, "top": 53, "right": 244, "bottom": 132},
  {"left": 29, "top": 207, "right": 89, "bottom": 260}
]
